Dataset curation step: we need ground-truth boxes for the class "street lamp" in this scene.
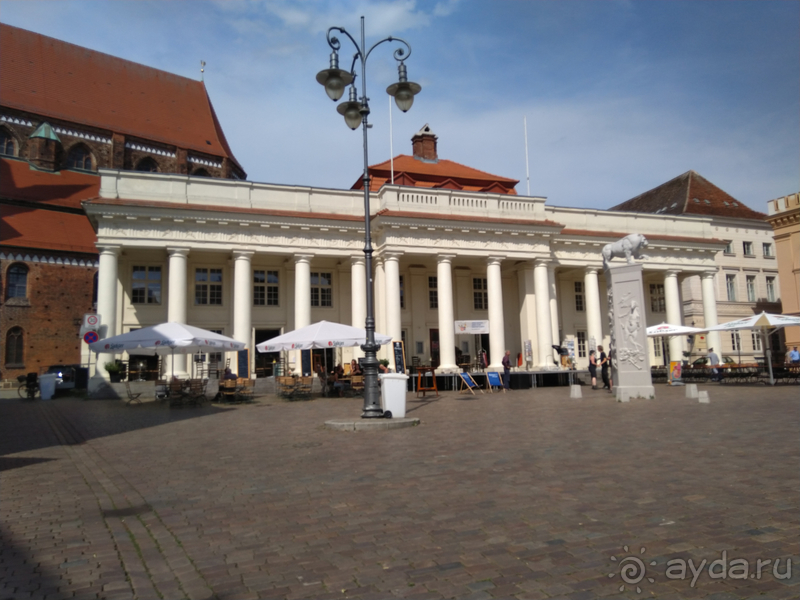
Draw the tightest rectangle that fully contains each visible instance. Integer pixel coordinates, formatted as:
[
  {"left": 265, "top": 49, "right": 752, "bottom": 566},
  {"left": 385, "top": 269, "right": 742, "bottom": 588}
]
[{"left": 317, "top": 16, "right": 421, "bottom": 418}]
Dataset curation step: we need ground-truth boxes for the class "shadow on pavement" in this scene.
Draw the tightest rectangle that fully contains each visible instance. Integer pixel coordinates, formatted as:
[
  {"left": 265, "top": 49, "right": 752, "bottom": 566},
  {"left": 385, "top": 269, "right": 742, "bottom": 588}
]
[{"left": 0, "top": 397, "right": 236, "bottom": 457}]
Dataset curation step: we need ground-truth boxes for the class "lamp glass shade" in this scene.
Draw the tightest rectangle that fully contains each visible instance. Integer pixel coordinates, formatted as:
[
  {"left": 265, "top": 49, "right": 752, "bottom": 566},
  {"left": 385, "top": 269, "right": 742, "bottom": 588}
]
[
  {"left": 337, "top": 101, "right": 363, "bottom": 130},
  {"left": 316, "top": 68, "right": 353, "bottom": 101},
  {"left": 386, "top": 80, "right": 421, "bottom": 113}
]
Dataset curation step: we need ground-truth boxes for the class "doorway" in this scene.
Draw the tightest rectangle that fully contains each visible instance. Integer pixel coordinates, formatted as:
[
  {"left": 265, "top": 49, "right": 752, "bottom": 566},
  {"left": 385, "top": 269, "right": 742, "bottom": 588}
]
[
  {"left": 255, "top": 329, "right": 281, "bottom": 377},
  {"left": 429, "top": 329, "right": 439, "bottom": 368}
]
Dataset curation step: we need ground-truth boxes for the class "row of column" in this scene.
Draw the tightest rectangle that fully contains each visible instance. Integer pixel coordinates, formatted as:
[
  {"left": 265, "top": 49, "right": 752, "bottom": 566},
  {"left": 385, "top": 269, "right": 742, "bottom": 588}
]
[{"left": 95, "top": 245, "right": 723, "bottom": 376}]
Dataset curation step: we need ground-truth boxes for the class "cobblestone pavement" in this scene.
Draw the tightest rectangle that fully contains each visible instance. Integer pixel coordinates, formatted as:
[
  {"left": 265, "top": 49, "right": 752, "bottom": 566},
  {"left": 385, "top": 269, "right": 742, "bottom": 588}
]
[{"left": 1, "top": 384, "right": 798, "bottom": 600}]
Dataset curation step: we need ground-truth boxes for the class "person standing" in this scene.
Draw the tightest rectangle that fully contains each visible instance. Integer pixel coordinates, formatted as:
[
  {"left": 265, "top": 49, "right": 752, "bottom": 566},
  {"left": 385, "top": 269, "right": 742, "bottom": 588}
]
[
  {"left": 589, "top": 349, "right": 598, "bottom": 389},
  {"left": 790, "top": 346, "right": 800, "bottom": 365},
  {"left": 598, "top": 345, "right": 609, "bottom": 390},
  {"left": 502, "top": 350, "right": 512, "bottom": 390}
]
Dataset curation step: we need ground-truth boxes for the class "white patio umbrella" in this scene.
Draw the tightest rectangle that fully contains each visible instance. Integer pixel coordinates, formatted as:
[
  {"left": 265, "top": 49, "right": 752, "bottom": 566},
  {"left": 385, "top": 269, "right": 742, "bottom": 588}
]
[
  {"left": 256, "top": 321, "right": 392, "bottom": 380},
  {"left": 256, "top": 320, "right": 391, "bottom": 352},
  {"left": 646, "top": 323, "right": 704, "bottom": 337},
  {"left": 703, "top": 312, "right": 800, "bottom": 384},
  {"left": 89, "top": 322, "right": 246, "bottom": 378}
]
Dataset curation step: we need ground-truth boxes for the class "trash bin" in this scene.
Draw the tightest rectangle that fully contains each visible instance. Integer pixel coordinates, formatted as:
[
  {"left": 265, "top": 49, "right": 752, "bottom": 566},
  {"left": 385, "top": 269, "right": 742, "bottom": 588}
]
[
  {"left": 39, "top": 373, "right": 57, "bottom": 400},
  {"left": 380, "top": 373, "right": 409, "bottom": 418}
]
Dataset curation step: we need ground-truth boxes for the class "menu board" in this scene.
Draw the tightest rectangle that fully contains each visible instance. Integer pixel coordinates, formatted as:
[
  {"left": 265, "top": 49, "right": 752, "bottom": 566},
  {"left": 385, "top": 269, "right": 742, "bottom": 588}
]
[
  {"left": 393, "top": 341, "right": 406, "bottom": 374},
  {"left": 237, "top": 349, "right": 250, "bottom": 378}
]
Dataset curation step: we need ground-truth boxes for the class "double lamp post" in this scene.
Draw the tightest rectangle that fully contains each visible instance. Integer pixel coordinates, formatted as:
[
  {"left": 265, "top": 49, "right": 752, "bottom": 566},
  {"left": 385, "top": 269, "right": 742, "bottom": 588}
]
[{"left": 316, "top": 17, "right": 421, "bottom": 418}]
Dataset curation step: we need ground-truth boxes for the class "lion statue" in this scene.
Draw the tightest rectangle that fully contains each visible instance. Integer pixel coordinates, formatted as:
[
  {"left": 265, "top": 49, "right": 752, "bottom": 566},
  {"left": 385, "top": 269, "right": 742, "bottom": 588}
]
[{"left": 602, "top": 233, "right": 649, "bottom": 269}]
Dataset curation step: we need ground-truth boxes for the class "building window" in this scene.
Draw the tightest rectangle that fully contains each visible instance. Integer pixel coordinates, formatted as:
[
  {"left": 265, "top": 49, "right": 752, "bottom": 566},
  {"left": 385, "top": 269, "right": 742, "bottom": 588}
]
[
  {"left": 742, "top": 241, "right": 754, "bottom": 256},
  {"left": 576, "top": 331, "right": 587, "bottom": 358},
  {"left": 208, "top": 329, "right": 223, "bottom": 366},
  {"left": 195, "top": 268, "right": 223, "bottom": 305},
  {"left": 766, "top": 277, "right": 776, "bottom": 302},
  {"left": 473, "top": 278, "right": 488, "bottom": 310},
  {"left": 653, "top": 337, "right": 662, "bottom": 358},
  {"left": 723, "top": 240, "right": 734, "bottom": 254},
  {"left": 131, "top": 266, "right": 161, "bottom": 304},
  {"left": 762, "top": 243, "right": 773, "bottom": 257},
  {"left": 135, "top": 157, "right": 159, "bottom": 172},
  {"left": 6, "top": 264, "right": 28, "bottom": 299},
  {"left": 746, "top": 275, "right": 756, "bottom": 302},
  {"left": 310, "top": 272, "right": 332, "bottom": 307},
  {"left": 399, "top": 275, "right": 405, "bottom": 309},
  {"left": 0, "top": 129, "right": 16, "bottom": 156},
  {"left": 192, "top": 168, "right": 210, "bottom": 177},
  {"left": 254, "top": 270, "right": 279, "bottom": 306},
  {"left": 751, "top": 331, "right": 762, "bottom": 352},
  {"left": 428, "top": 276, "right": 438, "bottom": 309},
  {"left": 5, "top": 327, "right": 24, "bottom": 365},
  {"left": 649, "top": 283, "right": 666, "bottom": 313},
  {"left": 67, "top": 144, "right": 93, "bottom": 171},
  {"left": 574, "top": 281, "right": 584, "bottom": 312},
  {"left": 726, "top": 274, "right": 736, "bottom": 301},
  {"left": 731, "top": 331, "right": 741, "bottom": 352}
]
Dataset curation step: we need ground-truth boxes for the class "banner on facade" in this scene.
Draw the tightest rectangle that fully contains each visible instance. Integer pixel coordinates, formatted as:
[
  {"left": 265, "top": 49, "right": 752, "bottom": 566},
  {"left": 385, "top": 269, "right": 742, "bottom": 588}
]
[{"left": 455, "top": 320, "right": 490, "bottom": 334}]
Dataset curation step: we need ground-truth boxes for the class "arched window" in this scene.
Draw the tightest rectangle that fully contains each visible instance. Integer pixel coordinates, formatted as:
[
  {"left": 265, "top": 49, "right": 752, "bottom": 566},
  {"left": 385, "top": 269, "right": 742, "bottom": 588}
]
[
  {"left": 0, "top": 128, "right": 16, "bottom": 156},
  {"left": 135, "top": 157, "right": 159, "bottom": 172},
  {"left": 6, "top": 264, "right": 28, "bottom": 299},
  {"left": 67, "top": 144, "right": 94, "bottom": 171},
  {"left": 192, "top": 168, "right": 210, "bottom": 177},
  {"left": 5, "top": 327, "right": 24, "bottom": 365}
]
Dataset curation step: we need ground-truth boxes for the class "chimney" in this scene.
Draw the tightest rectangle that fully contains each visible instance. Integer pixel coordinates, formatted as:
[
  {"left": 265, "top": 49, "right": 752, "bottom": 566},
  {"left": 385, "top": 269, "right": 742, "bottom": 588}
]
[{"left": 411, "top": 124, "right": 438, "bottom": 162}]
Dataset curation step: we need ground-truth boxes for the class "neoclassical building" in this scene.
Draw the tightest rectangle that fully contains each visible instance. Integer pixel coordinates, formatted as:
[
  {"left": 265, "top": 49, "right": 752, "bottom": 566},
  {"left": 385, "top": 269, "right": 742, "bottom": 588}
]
[{"left": 81, "top": 127, "right": 779, "bottom": 378}]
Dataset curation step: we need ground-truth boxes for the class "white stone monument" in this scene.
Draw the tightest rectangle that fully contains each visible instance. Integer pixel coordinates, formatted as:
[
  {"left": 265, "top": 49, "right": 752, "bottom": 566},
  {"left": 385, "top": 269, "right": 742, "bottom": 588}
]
[{"left": 603, "top": 234, "right": 655, "bottom": 402}]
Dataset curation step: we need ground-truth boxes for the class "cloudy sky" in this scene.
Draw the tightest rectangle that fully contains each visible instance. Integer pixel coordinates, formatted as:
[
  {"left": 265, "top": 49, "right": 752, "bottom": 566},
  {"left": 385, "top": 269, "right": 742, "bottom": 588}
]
[{"left": 3, "top": 0, "right": 798, "bottom": 210}]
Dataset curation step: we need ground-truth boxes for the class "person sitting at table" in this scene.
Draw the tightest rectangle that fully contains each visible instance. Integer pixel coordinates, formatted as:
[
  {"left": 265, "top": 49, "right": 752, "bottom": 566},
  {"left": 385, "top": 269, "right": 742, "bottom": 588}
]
[
  {"left": 223, "top": 367, "right": 238, "bottom": 380},
  {"left": 330, "top": 364, "right": 346, "bottom": 396},
  {"left": 350, "top": 359, "right": 362, "bottom": 376}
]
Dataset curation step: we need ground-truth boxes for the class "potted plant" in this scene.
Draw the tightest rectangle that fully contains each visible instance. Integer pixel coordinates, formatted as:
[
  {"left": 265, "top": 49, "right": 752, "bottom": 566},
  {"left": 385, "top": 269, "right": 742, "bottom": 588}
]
[
  {"left": 379, "top": 359, "right": 390, "bottom": 373},
  {"left": 104, "top": 361, "right": 123, "bottom": 383}
]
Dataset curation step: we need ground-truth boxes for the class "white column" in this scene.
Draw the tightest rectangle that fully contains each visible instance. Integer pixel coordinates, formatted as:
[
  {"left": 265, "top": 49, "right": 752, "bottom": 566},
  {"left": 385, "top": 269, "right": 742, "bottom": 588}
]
[
  {"left": 487, "top": 256, "right": 506, "bottom": 370},
  {"left": 350, "top": 254, "right": 366, "bottom": 359},
  {"left": 548, "top": 263, "right": 560, "bottom": 348},
  {"left": 436, "top": 254, "right": 458, "bottom": 372},
  {"left": 534, "top": 260, "right": 554, "bottom": 368},
  {"left": 293, "top": 254, "right": 312, "bottom": 374},
  {"left": 232, "top": 252, "right": 253, "bottom": 374},
  {"left": 384, "top": 254, "right": 403, "bottom": 370},
  {"left": 374, "top": 257, "right": 387, "bottom": 360},
  {"left": 664, "top": 269, "right": 684, "bottom": 362},
  {"left": 585, "top": 267, "right": 602, "bottom": 351},
  {"left": 167, "top": 247, "right": 190, "bottom": 378},
  {"left": 518, "top": 265, "right": 539, "bottom": 366},
  {"left": 701, "top": 271, "right": 722, "bottom": 357},
  {"left": 95, "top": 245, "right": 120, "bottom": 379}
]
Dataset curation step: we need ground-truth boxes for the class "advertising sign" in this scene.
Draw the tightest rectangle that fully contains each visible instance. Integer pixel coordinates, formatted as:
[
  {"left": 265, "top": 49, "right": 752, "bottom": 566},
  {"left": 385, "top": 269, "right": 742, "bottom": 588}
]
[
  {"left": 454, "top": 320, "right": 490, "bottom": 334},
  {"left": 668, "top": 361, "right": 683, "bottom": 385}
]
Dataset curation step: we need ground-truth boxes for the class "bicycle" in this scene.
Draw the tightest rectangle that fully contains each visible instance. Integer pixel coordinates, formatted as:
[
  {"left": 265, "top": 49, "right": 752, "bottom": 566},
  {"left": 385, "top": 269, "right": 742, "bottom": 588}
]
[{"left": 17, "top": 373, "right": 40, "bottom": 399}]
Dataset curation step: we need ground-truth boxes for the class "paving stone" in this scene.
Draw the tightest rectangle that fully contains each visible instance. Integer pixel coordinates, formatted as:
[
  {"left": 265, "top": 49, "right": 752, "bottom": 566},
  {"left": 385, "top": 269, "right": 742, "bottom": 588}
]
[{"left": 0, "top": 387, "right": 797, "bottom": 599}]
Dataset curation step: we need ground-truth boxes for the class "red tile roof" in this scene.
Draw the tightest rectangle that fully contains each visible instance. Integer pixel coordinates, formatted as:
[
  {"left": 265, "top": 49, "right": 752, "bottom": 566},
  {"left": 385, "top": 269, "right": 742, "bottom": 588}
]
[
  {"left": 610, "top": 171, "right": 766, "bottom": 221},
  {"left": 354, "top": 155, "right": 519, "bottom": 195},
  {"left": 1, "top": 158, "right": 99, "bottom": 209},
  {"left": 1, "top": 203, "right": 97, "bottom": 254},
  {"left": 0, "top": 23, "right": 242, "bottom": 171}
]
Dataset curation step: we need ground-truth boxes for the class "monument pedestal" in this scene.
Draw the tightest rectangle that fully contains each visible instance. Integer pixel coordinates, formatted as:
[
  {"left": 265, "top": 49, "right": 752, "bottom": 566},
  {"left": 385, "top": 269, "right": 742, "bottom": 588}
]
[{"left": 605, "top": 264, "right": 655, "bottom": 401}]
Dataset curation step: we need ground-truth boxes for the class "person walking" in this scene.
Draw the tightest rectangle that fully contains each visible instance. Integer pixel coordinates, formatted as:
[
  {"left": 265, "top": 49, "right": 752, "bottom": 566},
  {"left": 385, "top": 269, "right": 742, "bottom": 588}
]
[
  {"left": 598, "top": 345, "right": 610, "bottom": 390},
  {"left": 589, "top": 349, "right": 598, "bottom": 389},
  {"left": 502, "top": 350, "right": 512, "bottom": 390},
  {"left": 708, "top": 347, "right": 721, "bottom": 382}
]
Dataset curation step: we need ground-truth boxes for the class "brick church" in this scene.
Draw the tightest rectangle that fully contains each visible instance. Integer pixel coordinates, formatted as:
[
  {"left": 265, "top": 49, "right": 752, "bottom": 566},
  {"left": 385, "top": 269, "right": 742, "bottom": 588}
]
[{"left": 0, "top": 23, "right": 244, "bottom": 383}]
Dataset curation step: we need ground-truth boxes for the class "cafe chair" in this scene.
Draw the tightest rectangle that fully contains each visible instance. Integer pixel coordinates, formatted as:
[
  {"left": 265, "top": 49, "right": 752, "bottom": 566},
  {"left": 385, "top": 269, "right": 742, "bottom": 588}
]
[
  {"left": 238, "top": 378, "right": 255, "bottom": 402},
  {"left": 155, "top": 379, "right": 169, "bottom": 401},
  {"left": 350, "top": 375, "right": 365, "bottom": 395},
  {"left": 125, "top": 381, "right": 143, "bottom": 405},
  {"left": 220, "top": 379, "right": 238, "bottom": 403},
  {"left": 185, "top": 379, "right": 208, "bottom": 405},
  {"left": 168, "top": 380, "right": 186, "bottom": 406}
]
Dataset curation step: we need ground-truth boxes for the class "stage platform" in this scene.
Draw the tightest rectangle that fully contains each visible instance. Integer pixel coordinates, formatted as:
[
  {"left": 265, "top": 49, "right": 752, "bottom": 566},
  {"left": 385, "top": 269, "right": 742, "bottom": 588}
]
[{"left": 407, "top": 369, "right": 590, "bottom": 393}]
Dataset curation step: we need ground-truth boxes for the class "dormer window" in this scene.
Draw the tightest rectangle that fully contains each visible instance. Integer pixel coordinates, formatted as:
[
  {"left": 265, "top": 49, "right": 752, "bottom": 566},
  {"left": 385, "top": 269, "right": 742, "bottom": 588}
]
[
  {"left": 0, "top": 128, "right": 16, "bottom": 156},
  {"left": 67, "top": 144, "right": 93, "bottom": 171},
  {"left": 135, "top": 157, "right": 159, "bottom": 172}
]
